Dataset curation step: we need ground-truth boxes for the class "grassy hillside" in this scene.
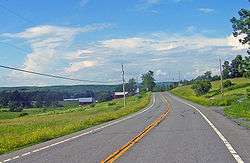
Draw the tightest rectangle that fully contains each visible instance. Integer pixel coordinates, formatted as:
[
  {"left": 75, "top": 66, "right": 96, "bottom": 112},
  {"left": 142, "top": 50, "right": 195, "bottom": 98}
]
[
  {"left": 0, "top": 93, "right": 151, "bottom": 154},
  {"left": 170, "top": 78, "right": 250, "bottom": 106},
  {"left": 170, "top": 78, "right": 250, "bottom": 127}
]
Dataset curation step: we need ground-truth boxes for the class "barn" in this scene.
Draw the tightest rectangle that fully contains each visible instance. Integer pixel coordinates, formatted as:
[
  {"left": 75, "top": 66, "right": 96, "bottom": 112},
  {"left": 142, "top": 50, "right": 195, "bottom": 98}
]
[{"left": 113, "top": 92, "right": 128, "bottom": 99}]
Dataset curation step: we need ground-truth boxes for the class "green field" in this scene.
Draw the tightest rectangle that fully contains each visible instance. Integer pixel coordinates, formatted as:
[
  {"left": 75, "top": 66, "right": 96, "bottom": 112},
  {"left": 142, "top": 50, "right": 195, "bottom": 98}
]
[
  {"left": 0, "top": 93, "right": 151, "bottom": 154},
  {"left": 170, "top": 78, "right": 250, "bottom": 125},
  {"left": 170, "top": 78, "right": 250, "bottom": 106}
]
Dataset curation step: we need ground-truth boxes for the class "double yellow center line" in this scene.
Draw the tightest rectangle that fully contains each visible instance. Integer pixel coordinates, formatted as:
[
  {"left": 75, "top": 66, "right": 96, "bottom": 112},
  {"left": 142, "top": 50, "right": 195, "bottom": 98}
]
[{"left": 101, "top": 94, "right": 172, "bottom": 163}]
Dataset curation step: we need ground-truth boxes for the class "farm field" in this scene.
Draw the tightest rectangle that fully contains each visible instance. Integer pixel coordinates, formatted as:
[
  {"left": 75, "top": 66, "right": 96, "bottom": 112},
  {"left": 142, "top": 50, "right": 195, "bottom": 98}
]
[{"left": 0, "top": 93, "right": 151, "bottom": 154}]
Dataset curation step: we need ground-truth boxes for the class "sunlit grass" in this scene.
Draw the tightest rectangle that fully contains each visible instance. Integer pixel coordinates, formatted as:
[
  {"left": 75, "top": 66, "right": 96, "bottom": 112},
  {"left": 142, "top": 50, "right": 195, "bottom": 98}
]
[
  {"left": 170, "top": 78, "right": 250, "bottom": 106},
  {"left": 224, "top": 98, "right": 250, "bottom": 121},
  {"left": 0, "top": 93, "right": 151, "bottom": 154}
]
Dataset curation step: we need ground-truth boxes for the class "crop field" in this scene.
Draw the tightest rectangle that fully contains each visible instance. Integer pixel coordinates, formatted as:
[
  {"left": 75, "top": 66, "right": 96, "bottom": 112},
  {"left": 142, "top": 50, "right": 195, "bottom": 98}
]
[{"left": 0, "top": 93, "right": 151, "bottom": 154}]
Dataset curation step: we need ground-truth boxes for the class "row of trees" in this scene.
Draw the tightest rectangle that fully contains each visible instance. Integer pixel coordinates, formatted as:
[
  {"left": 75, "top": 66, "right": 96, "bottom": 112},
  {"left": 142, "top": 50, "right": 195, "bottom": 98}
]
[
  {"left": 0, "top": 90, "right": 114, "bottom": 112},
  {"left": 1, "top": 70, "right": 157, "bottom": 112},
  {"left": 115, "top": 70, "right": 157, "bottom": 94},
  {"left": 222, "top": 55, "right": 250, "bottom": 79}
]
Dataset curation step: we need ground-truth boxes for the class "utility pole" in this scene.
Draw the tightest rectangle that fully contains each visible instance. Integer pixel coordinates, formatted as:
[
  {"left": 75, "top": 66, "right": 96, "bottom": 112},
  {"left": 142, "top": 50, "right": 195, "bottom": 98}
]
[
  {"left": 122, "top": 64, "right": 126, "bottom": 108},
  {"left": 178, "top": 71, "right": 181, "bottom": 86},
  {"left": 136, "top": 76, "right": 139, "bottom": 95},
  {"left": 219, "top": 58, "right": 224, "bottom": 96}
]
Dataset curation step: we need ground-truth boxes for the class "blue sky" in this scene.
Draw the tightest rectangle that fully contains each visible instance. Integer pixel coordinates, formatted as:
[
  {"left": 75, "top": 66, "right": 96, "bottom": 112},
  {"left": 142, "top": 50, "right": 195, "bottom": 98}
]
[{"left": 0, "top": 0, "right": 249, "bottom": 86}]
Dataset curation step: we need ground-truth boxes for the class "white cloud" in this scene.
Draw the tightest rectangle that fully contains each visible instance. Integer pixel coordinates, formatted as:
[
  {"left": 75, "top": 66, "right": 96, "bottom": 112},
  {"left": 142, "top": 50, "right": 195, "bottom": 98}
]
[
  {"left": 3, "top": 24, "right": 110, "bottom": 73},
  {"left": 156, "top": 69, "right": 167, "bottom": 76},
  {"left": 135, "top": 0, "right": 161, "bottom": 11},
  {"left": 2, "top": 26, "right": 249, "bottom": 86},
  {"left": 227, "top": 34, "right": 249, "bottom": 50},
  {"left": 101, "top": 38, "right": 150, "bottom": 49},
  {"left": 186, "top": 26, "right": 197, "bottom": 33},
  {"left": 198, "top": 8, "right": 215, "bottom": 14},
  {"left": 65, "top": 60, "right": 97, "bottom": 73}
]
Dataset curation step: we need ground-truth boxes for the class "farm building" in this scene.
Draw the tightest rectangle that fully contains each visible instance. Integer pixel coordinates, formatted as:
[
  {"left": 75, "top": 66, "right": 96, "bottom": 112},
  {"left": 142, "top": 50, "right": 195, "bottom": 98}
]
[
  {"left": 113, "top": 92, "right": 128, "bottom": 99},
  {"left": 79, "top": 98, "right": 95, "bottom": 105},
  {"left": 63, "top": 97, "right": 95, "bottom": 106}
]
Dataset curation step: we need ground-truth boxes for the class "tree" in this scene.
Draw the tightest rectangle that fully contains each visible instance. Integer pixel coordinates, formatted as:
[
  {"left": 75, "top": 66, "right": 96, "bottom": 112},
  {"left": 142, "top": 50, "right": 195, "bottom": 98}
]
[
  {"left": 222, "top": 61, "right": 230, "bottom": 79},
  {"left": 141, "top": 71, "right": 156, "bottom": 91},
  {"left": 204, "top": 71, "right": 212, "bottom": 81},
  {"left": 243, "top": 56, "right": 250, "bottom": 78},
  {"left": 195, "top": 71, "right": 213, "bottom": 81},
  {"left": 191, "top": 80, "right": 212, "bottom": 96},
  {"left": 126, "top": 78, "right": 137, "bottom": 95},
  {"left": 8, "top": 101, "right": 23, "bottom": 112},
  {"left": 231, "top": 5, "right": 250, "bottom": 54},
  {"left": 230, "top": 55, "right": 244, "bottom": 77}
]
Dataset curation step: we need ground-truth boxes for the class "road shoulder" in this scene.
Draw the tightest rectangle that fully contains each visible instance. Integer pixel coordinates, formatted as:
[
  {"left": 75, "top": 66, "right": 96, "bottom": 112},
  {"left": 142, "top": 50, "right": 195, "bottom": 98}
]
[{"left": 166, "top": 92, "right": 250, "bottom": 163}]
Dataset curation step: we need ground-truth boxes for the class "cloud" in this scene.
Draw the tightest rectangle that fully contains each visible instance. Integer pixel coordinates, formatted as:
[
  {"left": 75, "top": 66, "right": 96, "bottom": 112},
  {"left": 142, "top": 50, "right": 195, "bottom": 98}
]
[
  {"left": 198, "top": 8, "right": 215, "bottom": 14},
  {"left": 3, "top": 24, "right": 110, "bottom": 73},
  {"left": 2, "top": 25, "right": 249, "bottom": 86},
  {"left": 65, "top": 60, "right": 97, "bottom": 73},
  {"left": 101, "top": 38, "right": 150, "bottom": 49},
  {"left": 135, "top": 0, "right": 161, "bottom": 11},
  {"left": 80, "top": 0, "right": 90, "bottom": 7},
  {"left": 227, "top": 34, "right": 249, "bottom": 50},
  {"left": 186, "top": 26, "right": 197, "bottom": 33}
]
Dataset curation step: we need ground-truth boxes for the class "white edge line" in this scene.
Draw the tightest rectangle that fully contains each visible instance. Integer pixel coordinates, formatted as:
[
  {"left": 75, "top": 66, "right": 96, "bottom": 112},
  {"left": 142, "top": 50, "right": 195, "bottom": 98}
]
[
  {"left": 3, "top": 158, "right": 12, "bottom": 162},
  {"left": 0, "top": 94, "right": 156, "bottom": 162},
  {"left": 169, "top": 94, "right": 244, "bottom": 163}
]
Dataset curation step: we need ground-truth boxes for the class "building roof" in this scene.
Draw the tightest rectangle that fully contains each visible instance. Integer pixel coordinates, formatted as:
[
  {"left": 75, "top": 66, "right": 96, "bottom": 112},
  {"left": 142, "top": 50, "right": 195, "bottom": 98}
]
[
  {"left": 63, "top": 98, "right": 79, "bottom": 101},
  {"left": 114, "top": 92, "right": 128, "bottom": 96},
  {"left": 64, "top": 97, "right": 94, "bottom": 103},
  {"left": 79, "top": 97, "right": 94, "bottom": 103}
]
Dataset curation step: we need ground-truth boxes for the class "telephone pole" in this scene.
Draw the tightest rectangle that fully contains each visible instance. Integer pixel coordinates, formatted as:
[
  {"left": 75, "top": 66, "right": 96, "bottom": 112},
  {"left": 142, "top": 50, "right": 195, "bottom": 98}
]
[
  {"left": 122, "top": 64, "right": 126, "bottom": 108},
  {"left": 219, "top": 58, "right": 224, "bottom": 96},
  {"left": 178, "top": 71, "right": 181, "bottom": 86}
]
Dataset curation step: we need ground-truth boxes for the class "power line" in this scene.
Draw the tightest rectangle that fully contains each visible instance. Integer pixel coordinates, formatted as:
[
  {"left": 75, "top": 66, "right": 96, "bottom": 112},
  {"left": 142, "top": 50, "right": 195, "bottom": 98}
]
[{"left": 0, "top": 64, "right": 121, "bottom": 84}]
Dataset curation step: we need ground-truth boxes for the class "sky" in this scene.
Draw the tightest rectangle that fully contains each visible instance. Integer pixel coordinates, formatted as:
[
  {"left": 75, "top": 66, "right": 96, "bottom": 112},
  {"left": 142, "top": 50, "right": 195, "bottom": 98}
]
[{"left": 0, "top": 0, "right": 249, "bottom": 86}]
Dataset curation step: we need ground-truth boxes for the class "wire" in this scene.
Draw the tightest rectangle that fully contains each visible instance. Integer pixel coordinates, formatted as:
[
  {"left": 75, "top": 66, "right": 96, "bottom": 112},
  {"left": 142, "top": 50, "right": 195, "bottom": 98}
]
[{"left": 0, "top": 65, "right": 121, "bottom": 84}]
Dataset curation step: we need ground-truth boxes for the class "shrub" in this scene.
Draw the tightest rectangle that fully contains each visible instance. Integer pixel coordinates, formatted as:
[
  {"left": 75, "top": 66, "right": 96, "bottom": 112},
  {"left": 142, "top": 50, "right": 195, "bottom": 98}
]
[
  {"left": 191, "top": 80, "right": 212, "bottom": 96},
  {"left": 223, "top": 80, "right": 233, "bottom": 88},
  {"left": 90, "top": 103, "right": 95, "bottom": 107},
  {"left": 18, "top": 113, "right": 29, "bottom": 117},
  {"left": 243, "top": 71, "right": 250, "bottom": 78},
  {"left": 108, "top": 102, "right": 116, "bottom": 106}
]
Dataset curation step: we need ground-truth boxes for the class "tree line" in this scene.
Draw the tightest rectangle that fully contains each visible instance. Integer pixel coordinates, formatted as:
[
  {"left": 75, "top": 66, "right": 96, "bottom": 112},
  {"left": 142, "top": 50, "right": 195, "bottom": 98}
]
[{"left": 0, "top": 70, "right": 159, "bottom": 112}]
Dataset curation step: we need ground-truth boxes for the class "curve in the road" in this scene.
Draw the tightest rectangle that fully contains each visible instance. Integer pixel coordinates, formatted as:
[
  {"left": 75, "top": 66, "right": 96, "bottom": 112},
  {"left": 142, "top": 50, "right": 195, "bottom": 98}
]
[{"left": 102, "top": 94, "right": 171, "bottom": 163}]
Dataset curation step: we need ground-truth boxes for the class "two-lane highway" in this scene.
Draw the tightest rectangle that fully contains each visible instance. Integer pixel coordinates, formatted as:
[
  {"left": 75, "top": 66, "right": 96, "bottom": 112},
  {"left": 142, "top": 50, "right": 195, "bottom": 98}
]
[
  {"left": 0, "top": 92, "right": 249, "bottom": 163},
  {"left": 0, "top": 93, "right": 167, "bottom": 163}
]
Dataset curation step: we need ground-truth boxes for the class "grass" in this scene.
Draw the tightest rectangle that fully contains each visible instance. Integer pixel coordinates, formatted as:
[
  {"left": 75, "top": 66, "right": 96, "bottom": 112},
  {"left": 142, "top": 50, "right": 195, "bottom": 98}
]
[
  {"left": 170, "top": 77, "right": 250, "bottom": 128},
  {"left": 170, "top": 78, "right": 250, "bottom": 106},
  {"left": 0, "top": 93, "right": 151, "bottom": 154},
  {"left": 224, "top": 98, "right": 250, "bottom": 121}
]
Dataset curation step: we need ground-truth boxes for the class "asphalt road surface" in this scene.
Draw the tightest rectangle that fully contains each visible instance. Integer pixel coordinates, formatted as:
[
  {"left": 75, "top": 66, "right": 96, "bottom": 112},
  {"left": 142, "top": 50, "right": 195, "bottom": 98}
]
[{"left": 0, "top": 92, "right": 249, "bottom": 163}]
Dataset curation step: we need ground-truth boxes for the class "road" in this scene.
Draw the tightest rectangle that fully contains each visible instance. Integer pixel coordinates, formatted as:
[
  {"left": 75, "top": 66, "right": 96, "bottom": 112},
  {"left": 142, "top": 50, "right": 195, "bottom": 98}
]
[{"left": 0, "top": 92, "right": 249, "bottom": 163}]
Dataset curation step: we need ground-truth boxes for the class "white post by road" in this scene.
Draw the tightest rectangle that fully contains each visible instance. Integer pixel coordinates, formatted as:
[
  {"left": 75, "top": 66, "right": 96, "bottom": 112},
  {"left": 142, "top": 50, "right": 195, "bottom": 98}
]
[{"left": 122, "top": 64, "right": 126, "bottom": 108}]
